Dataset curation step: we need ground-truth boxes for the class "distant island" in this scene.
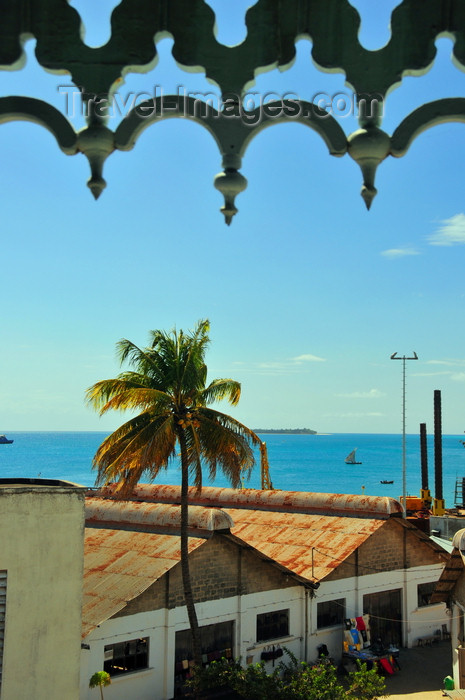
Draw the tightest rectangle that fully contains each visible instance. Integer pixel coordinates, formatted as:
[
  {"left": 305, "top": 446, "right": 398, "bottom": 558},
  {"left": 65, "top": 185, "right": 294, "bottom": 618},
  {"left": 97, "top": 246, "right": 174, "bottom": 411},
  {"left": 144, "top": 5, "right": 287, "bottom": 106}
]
[{"left": 254, "top": 428, "right": 317, "bottom": 434}]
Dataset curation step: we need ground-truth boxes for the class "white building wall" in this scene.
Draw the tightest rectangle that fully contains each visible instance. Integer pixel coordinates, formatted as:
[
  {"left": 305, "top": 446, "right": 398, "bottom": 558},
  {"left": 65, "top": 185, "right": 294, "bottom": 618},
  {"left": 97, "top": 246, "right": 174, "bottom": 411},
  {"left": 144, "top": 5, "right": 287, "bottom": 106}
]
[
  {"left": 234, "top": 588, "right": 304, "bottom": 668},
  {"left": 404, "top": 563, "right": 449, "bottom": 644},
  {"left": 80, "top": 586, "right": 305, "bottom": 700},
  {"left": 310, "top": 577, "right": 357, "bottom": 661},
  {"left": 308, "top": 563, "right": 447, "bottom": 659},
  {"left": 80, "top": 564, "right": 447, "bottom": 699},
  {"left": 0, "top": 482, "right": 85, "bottom": 700},
  {"left": 450, "top": 602, "right": 463, "bottom": 689},
  {"left": 81, "top": 609, "right": 166, "bottom": 700}
]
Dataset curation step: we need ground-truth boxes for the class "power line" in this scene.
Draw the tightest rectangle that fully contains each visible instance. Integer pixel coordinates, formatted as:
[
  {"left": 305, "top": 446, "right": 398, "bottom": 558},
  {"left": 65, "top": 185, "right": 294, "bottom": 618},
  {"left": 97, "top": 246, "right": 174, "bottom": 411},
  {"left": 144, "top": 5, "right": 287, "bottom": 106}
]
[
  {"left": 328, "top": 597, "right": 452, "bottom": 626},
  {"left": 311, "top": 546, "right": 445, "bottom": 575}
]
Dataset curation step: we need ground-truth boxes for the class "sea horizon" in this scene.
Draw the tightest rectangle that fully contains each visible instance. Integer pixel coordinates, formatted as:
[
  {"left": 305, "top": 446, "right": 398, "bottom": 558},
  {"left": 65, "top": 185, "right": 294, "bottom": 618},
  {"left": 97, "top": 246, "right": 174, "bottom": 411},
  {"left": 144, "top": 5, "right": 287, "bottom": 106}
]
[
  {"left": 4, "top": 429, "right": 458, "bottom": 435},
  {"left": 1, "top": 431, "right": 464, "bottom": 510}
]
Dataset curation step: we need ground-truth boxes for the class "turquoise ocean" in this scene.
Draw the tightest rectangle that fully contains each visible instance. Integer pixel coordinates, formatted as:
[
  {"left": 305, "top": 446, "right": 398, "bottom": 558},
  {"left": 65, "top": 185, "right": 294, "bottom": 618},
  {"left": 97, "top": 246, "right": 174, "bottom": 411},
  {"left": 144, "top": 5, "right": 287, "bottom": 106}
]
[{"left": 1, "top": 432, "right": 465, "bottom": 507}]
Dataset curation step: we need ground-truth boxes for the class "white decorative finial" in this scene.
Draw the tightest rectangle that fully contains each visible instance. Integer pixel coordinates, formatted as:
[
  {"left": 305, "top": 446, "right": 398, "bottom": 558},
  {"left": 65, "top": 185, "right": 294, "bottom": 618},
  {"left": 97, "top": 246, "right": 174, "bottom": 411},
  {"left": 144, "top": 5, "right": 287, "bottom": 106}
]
[
  {"left": 213, "top": 167, "right": 248, "bottom": 225},
  {"left": 347, "top": 126, "right": 390, "bottom": 210},
  {"left": 77, "top": 123, "right": 114, "bottom": 200}
]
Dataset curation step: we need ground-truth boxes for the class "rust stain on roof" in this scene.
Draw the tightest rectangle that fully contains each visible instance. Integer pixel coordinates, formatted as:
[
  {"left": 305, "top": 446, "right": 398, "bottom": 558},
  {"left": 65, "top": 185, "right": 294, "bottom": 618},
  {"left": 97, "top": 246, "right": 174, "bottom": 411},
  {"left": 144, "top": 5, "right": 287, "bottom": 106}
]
[
  {"left": 226, "top": 507, "right": 384, "bottom": 582},
  {"left": 82, "top": 484, "right": 405, "bottom": 639},
  {"left": 99, "top": 484, "right": 403, "bottom": 518},
  {"left": 82, "top": 527, "right": 205, "bottom": 638},
  {"left": 86, "top": 497, "right": 233, "bottom": 532}
]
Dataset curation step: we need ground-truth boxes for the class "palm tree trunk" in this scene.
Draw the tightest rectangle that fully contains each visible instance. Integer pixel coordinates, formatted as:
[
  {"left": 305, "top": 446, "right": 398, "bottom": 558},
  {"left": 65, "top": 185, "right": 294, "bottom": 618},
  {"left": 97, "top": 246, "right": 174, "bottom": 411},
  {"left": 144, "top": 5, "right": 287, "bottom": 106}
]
[{"left": 178, "top": 426, "right": 203, "bottom": 668}]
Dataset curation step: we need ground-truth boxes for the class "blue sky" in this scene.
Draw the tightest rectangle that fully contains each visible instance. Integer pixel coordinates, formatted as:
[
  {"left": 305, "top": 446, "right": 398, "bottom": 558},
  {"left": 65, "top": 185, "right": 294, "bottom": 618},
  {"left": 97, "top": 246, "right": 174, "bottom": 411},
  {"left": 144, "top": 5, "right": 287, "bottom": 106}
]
[{"left": 1, "top": 1, "right": 465, "bottom": 435}]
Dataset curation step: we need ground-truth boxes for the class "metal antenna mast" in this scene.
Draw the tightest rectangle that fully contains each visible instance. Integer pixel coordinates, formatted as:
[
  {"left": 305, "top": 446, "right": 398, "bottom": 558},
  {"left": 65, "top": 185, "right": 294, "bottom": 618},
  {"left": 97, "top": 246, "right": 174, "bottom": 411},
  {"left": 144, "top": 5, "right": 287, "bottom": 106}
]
[{"left": 390, "top": 352, "right": 419, "bottom": 517}]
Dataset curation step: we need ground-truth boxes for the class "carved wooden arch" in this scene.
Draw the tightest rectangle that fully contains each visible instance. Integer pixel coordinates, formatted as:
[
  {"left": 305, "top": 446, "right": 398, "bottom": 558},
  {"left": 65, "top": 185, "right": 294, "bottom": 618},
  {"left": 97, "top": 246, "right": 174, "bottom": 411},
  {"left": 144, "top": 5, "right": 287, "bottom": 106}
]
[{"left": 0, "top": 0, "right": 465, "bottom": 222}]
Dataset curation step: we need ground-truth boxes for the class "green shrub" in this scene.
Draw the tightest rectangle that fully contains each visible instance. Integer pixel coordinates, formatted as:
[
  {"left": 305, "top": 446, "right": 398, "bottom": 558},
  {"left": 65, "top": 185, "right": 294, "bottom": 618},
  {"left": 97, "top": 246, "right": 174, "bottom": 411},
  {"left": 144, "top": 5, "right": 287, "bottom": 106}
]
[{"left": 186, "top": 650, "right": 387, "bottom": 700}]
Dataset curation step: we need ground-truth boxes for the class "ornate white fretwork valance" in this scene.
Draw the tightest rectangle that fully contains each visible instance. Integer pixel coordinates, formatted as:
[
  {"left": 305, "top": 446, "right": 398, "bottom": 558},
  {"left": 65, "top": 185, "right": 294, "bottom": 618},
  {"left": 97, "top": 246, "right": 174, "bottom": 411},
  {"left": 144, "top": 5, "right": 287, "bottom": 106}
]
[{"left": 1, "top": 0, "right": 464, "bottom": 222}]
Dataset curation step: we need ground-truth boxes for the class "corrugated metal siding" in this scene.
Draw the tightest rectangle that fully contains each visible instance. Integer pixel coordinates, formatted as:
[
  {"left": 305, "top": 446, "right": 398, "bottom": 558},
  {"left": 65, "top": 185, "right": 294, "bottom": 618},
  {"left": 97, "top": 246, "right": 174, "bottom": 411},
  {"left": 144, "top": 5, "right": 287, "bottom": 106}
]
[
  {"left": 82, "top": 528, "right": 205, "bottom": 638},
  {"left": 0, "top": 570, "right": 6, "bottom": 690}
]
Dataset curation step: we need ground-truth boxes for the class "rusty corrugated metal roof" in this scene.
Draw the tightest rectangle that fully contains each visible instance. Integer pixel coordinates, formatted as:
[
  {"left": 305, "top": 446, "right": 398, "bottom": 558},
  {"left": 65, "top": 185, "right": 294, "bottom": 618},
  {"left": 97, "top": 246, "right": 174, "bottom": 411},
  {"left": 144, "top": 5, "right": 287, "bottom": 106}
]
[
  {"left": 82, "top": 484, "right": 405, "bottom": 638},
  {"left": 98, "top": 484, "right": 403, "bottom": 518},
  {"left": 226, "top": 508, "right": 384, "bottom": 582},
  {"left": 82, "top": 527, "right": 205, "bottom": 638}
]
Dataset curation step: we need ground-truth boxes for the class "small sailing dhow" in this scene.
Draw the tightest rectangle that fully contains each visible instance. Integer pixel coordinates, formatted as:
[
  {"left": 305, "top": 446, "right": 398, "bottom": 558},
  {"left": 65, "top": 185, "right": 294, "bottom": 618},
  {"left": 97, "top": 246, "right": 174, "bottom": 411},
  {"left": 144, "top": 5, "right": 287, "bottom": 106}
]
[{"left": 345, "top": 448, "right": 362, "bottom": 465}]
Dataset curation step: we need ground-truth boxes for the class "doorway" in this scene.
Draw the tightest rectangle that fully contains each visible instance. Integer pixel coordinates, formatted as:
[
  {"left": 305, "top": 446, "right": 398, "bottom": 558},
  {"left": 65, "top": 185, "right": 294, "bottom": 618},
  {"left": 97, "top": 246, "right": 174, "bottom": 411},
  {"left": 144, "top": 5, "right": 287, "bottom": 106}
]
[{"left": 363, "top": 588, "right": 402, "bottom": 647}]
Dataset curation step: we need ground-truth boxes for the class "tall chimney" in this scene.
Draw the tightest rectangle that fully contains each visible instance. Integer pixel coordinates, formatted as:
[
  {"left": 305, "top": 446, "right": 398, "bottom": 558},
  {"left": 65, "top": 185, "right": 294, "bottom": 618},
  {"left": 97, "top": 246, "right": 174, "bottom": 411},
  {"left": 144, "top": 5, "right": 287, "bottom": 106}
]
[
  {"left": 434, "top": 389, "right": 443, "bottom": 502},
  {"left": 420, "top": 423, "right": 428, "bottom": 490}
]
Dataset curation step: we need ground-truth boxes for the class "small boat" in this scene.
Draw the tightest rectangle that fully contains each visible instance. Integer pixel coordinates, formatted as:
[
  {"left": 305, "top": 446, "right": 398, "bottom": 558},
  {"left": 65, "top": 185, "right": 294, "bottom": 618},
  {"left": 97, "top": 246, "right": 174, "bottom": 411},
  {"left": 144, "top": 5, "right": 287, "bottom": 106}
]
[
  {"left": 380, "top": 480, "right": 394, "bottom": 484},
  {"left": 345, "top": 448, "right": 362, "bottom": 465},
  {"left": 0, "top": 435, "right": 13, "bottom": 444}
]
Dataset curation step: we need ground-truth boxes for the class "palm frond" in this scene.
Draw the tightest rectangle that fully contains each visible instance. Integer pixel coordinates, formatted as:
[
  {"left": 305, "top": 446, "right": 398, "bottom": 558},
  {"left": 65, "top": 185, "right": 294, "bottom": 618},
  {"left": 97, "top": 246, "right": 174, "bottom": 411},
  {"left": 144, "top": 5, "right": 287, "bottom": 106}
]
[
  {"left": 86, "top": 376, "right": 143, "bottom": 409},
  {"left": 86, "top": 379, "right": 171, "bottom": 416},
  {"left": 149, "top": 331, "right": 182, "bottom": 391},
  {"left": 178, "top": 319, "right": 210, "bottom": 395},
  {"left": 101, "top": 388, "right": 171, "bottom": 415},
  {"left": 192, "top": 409, "right": 257, "bottom": 487},
  {"left": 198, "top": 407, "right": 263, "bottom": 446},
  {"left": 116, "top": 338, "right": 159, "bottom": 376},
  {"left": 93, "top": 412, "right": 176, "bottom": 494},
  {"left": 199, "top": 378, "right": 241, "bottom": 407}
]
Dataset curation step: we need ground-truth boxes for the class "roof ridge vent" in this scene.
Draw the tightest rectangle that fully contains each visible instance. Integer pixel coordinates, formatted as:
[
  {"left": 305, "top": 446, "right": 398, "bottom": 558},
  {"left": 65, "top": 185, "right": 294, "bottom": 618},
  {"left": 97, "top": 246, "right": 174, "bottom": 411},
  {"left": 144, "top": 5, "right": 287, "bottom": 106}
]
[
  {"left": 85, "top": 497, "right": 234, "bottom": 531},
  {"left": 97, "top": 484, "right": 403, "bottom": 519}
]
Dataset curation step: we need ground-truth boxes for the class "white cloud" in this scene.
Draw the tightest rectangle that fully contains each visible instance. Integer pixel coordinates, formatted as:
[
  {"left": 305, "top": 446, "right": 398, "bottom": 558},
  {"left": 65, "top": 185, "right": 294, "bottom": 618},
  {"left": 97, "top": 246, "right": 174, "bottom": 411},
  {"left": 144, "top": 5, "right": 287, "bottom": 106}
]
[
  {"left": 412, "top": 371, "right": 451, "bottom": 377},
  {"left": 426, "top": 359, "right": 465, "bottom": 367},
  {"left": 451, "top": 372, "right": 465, "bottom": 382},
  {"left": 381, "top": 248, "right": 420, "bottom": 258},
  {"left": 336, "top": 389, "right": 385, "bottom": 399},
  {"left": 292, "top": 353, "right": 326, "bottom": 363},
  {"left": 324, "top": 412, "right": 384, "bottom": 418},
  {"left": 428, "top": 213, "right": 465, "bottom": 246},
  {"left": 228, "top": 354, "right": 326, "bottom": 375}
]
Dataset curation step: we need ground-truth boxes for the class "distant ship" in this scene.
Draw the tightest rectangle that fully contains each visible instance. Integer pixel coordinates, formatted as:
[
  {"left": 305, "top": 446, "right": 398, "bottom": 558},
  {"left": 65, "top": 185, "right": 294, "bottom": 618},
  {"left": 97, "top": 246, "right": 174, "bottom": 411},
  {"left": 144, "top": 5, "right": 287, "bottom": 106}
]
[
  {"left": 0, "top": 435, "right": 13, "bottom": 444},
  {"left": 345, "top": 448, "right": 362, "bottom": 465},
  {"left": 380, "top": 480, "right": 394, "bottom": 484}
]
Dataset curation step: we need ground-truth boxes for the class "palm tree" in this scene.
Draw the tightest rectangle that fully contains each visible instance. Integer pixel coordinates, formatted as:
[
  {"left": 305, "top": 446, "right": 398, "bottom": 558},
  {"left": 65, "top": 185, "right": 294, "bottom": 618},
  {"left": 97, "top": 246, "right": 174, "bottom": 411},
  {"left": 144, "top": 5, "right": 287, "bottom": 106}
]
[
  {"left": 89, "top": 671, "right": 111, "bottom": 700},
  {"left": 86, "top": 319, "right": 266, "bottom": 667}
]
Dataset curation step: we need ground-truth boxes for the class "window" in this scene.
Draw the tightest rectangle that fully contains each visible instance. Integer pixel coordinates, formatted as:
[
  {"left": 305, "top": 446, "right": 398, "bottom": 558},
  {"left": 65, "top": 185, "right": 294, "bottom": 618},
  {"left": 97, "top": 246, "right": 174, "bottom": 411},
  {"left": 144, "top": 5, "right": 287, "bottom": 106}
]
[
  {"left": 317, "top": 598, "right": 345, "bottom": 629},
  {"left": 417, "top": 582, "right": 437, "bottom": 607},
  {"left": 175, "top": 621, "right": 234, "bottom": 662},
  {"left": 174, "top": 621, "right": 234, "bottom": 694},
  {"left": 103, "top": 637, "right": 149, "bottom": 677},
  {"left": 256, "top": 609, "right": 289, "bottom": 642},
  {"left": 0, "top": 571, "right": 6, "bottom": 691}
]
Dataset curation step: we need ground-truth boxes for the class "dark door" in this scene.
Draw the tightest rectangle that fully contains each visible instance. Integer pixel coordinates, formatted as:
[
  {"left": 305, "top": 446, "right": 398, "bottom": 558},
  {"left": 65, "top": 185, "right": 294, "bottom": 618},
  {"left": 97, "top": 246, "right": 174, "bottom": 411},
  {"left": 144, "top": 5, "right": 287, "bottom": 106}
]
[
  {"left": 363, "top": 588, "right": 402, "bottom": 647},
  {"left": 174, "top": 620, "right": 234, "bottom": 694}
]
